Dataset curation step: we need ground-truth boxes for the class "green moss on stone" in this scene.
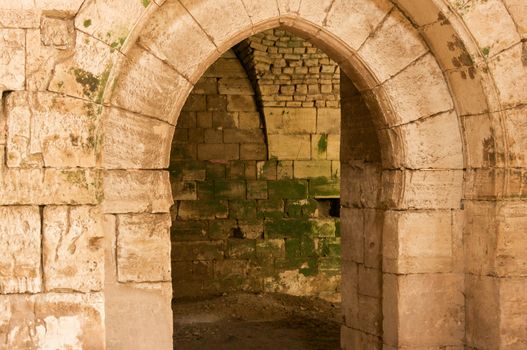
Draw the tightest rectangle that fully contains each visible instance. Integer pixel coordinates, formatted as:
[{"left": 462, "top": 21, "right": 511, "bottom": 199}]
[
  {"left": 317, "top": 134, "right": 328, "bottom": 154},
  {"left": 268, "top": 179, "right": 308, "bottom": 200},
  {"left": 142, "top": 0, "right": 150, "bottom": 7},
  {"left": 308, "top": 177, "right": 339, "bottom": 198},
  {"left": 83, "top": 19, "right": 92, "bottom": 27}
]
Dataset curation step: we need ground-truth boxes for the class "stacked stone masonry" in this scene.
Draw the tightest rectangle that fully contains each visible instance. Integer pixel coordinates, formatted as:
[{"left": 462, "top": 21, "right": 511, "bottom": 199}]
[
  {"left": 171, "top": 48, "right": 341, "bottom": 300},
  {"left": 0, "top": 0, "right": 526, "bottom": 349}
]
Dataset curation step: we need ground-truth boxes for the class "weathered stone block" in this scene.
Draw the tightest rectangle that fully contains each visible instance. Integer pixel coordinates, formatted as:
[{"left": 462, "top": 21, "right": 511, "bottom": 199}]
[
  {"left": 172, "top": 241, "right": 225, "bottom": 261},
  {"left": 49, "top": 31, "right": 115, "bottom": 102},
  {"left": 197, "top": 143, "right": 239, "bottom": 160},
  {"left": 6, "top": 92, "right": 100, "bottom": 168},
  {"left": 383, "top": 53, "right": 454, "bottom": 125},
  {"left": 111, "top": 46, "right": 192, "bottom": 125},
  {"left": 0, "top": 206, "right": 41, "bottom": 294},
  {"left": 178, "top": 200, "right": 228, "bottom": 220},
  {"left": 103, "top": 108, "right": 174, "bottom": 169},
  {"left": 383, "top": 210, "right": 455, "bottom": 274},
  {"left": 322, "top": 0, "right": 393, "bottom": 50},
  {"left": 180, "top": 0, "right": 252, "bottom": 48},
  {"left": 293, "top": 160, "right": 332, "bottom": 179},
  {"left": 0, "top": 29, "right": 25, "bottom": 90},
  {"left": 396, "top": 110, "right": 464, "bottom": 169},
  {"left": 309, "top": 177, "right": 340, "bottom": 198},
  {"left": 117, "top": 214, "right": 171, "bottom": 282},
  {"left": 102, "top": 170, "right": 173, "bottom": 214},
  {"left": 268, "top": 179, "right": 308, "bottom": 199},
  {"left": 383, "top": 273, "right": 465, "bottom": 348},
  {"left": 488, "top": 43, "right": 527, "bottom": 108},
  {"left": 264, "top": 107, "right": 316, "bottom": 134},
  {"left": 358, "top": 10, "right": 427, "bottom": 82},
  {"left": 459, "top": 0, "right": 520, "bottom": 56},
  {"left": 0, "top": 292, "right": 104, "bottom": 349},
  {"left": 0, "top": 168, "right": 101, "bottom": 205},
  {"left": 43, "top": 206, "right": 104, "bottom": 292},
  {"left": 75, "top": 0, "right": 146, "bottom": 49},
  {"left": 247, "top": 180, "right": 268, "bottom": 199},
  {"left": 382, "top": 169, "right": 463, "bottom": 209},
  {"left": 214, "top": 180, "right": 246, "bottom": 199},
  {"left": 268, "top": 134, "right": 311, "bottom": 159},
  {"left": 40, "top": 16, "right": 75, "bottom": 49}
]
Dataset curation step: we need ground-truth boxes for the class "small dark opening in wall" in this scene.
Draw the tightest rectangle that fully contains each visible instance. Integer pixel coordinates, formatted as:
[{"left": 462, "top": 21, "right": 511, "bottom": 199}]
[{"left": 316, "top": 199, "right": 340, "bottom": 218}]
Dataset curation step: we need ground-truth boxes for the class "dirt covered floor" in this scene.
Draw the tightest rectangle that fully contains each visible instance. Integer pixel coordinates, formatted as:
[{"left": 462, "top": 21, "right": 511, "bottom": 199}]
[{"left": 173, "top": 292, "right": 341, "bottom": 350}]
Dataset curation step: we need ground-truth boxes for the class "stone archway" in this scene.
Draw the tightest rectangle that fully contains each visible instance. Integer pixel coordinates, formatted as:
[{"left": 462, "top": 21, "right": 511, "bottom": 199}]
[
  {"left": 97, "top": 1, "right": 467, "bottom": 348},
  {"left": 1, "top": 0, "right": 525, "bottom": 349}
]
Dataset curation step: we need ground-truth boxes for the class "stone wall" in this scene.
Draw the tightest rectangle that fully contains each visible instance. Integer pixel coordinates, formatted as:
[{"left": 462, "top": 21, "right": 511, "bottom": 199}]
[
  {"left": 170, "top": 49, "right": 341, "bottom": 300},
  {"left": 0, "top": 1, "right": 526, "bottom": 349}
]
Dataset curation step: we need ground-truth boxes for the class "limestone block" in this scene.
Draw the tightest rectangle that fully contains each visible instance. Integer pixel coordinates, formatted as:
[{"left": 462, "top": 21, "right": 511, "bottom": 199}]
[
  {"left": 43, "top": 206, "right": 104, "bottom": 292},
  {"left": 358, "top": 266, "right": 381, "bottom": 298},
  {"left": 457, "top": 0, "right": 520, "bottom": 57},
  {"left": 102, "top": 107, "right": 174, "bottom": 169},
  {"left": 6, "top": 92, "right": 99, "bottom": 168},
  {"left": 102, "top": 170, "right": 173, "bottom": 214},
  {"left": 393, "top": 0, "right": 441, "bottom": 26},
  {"left": 111, "top": 46, "right": 192, "bottom": 125},
  {"left": 49, "top": 30, "right": 117, "bottom": 102},
  {"left": 0, "top": 8, "right": 40, "bottom": 28},
  {"left": 358, "top": 10, "right": 427, "bottom": 82},
  {"left": 488, "top": 42, "right": 527, "bottom": 107},
  {"left": 341, "top": 326, "right": 382, "bottom": 350},
  {"left": 382, "top": 169, "right": 463, "bottom": 209},
  {"left": 382, "top": 53, "right": 454, "bottom": 125},
  {"left": 240, "top": 0, "right": 279, "bottom": 28},
  {"left": 0, "top": 292, "right": 104, "bottom": 349},
  {"left": 268, "top": 134, "right": 310, "bottom": 160},
  {"left": 218, "top": 78, "right": 254, "bottom": 95},
  {"left": 340, "top": 208, "right": 364, "bottom": 263},
  {"left": 197, "top": 143, "right": 240, "bottom": 160},
  {"left": 357, "top": 294, "right": 382, "bottom": 335},
  {"left": 75, "top": 0, "right": 147, "bottom": 49},
  {"left": 33, "top": 0, "right": 85, "bottom": 12},
  {"left": 465, "top": 274, "right": 500, "bottom": 349},
  {"left": 500, "top": 277, "right": 527, "bottom": 348},
  {"left": 316, "top": 108, "right": 340, "bottom": 134},
  {"left": 293, "top": 160, "right": 331, "bottom": 178},
  {"left": 180, "top": 0, "right": 252, "bottom": 49},
  {"left": 464, "top": 200, "right": 498, "bottom": 275},
  {"left": 298, "top": 0, "right": 334, "bottom": 26},
  {"left": 363, "top": 209, "right": 383, "bottom": 269},
  {"left": 264, "top": 107, "right": 316, "bottom": 134},
  {"left": 340, "top": 261, "right": 358, "bottom": 326},
  {"left": 139, "top": 0, "right": 218, "bottom": 83},
  {"left": 0, "top": 29, "right": 25, "bottom": 90},
  {"left": 383, "top": 273, "right": 465, "bottom": 348},
  {"left": 503, "top": 0, "right": 527, "bottom": 39},
  {"left": 40, "top": 16, "right": 75, "bottom": 49},
  {"left": 0, "top": 206, "right": 41, "bottom": 294},
  {"left": 422, "top": 20, "right": 474, "bottom": 71},
  {"left": 461, "top": 113, "right": 496, "bottom": 168},
  {"left": 340, "top": 162, "right": 382, "bottom": 208},
  {"left": 326, "top": 134, "right": 340, "bottom": 160},
  {"left": 25, "top": 29, "right": 73, "bottom": 91},
  {"left": 495, "top": 201, "right": 527, "bottom": 276},
  {"left": 383, "top": 210, "right": 455, "bottom": 274},
  {"left": 0, "top": 168, "right": 101, "bottom": 205},
  {"left": 504, "top": 105, "right": 527, "bottom": 167},
  {"left": 395, "top": 110, "right": 463, "bottom": 169},
  {"left": 105, "top": 282, "right": 173, "bottom": 349},
  {"left": 322, "top": 0, "right": 393, "bottom": 50},
  {"left": 117, "top": 213, "right": 171, "bottom": 282}
]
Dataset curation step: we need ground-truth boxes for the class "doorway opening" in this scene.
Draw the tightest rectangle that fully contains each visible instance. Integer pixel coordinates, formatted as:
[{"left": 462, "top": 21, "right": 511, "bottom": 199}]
[{"left": 169, "top": 27, "right": 380, "bottom": 349}]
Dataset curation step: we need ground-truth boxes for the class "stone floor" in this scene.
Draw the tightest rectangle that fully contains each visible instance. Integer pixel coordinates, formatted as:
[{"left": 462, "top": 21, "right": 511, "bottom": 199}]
[{"left": 173, "top": 292, "right": 341, "bottom": 349}]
